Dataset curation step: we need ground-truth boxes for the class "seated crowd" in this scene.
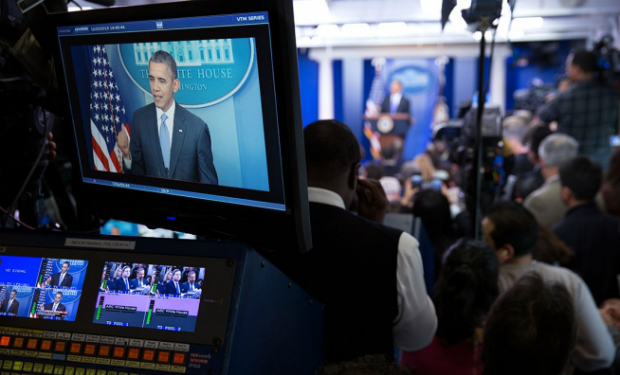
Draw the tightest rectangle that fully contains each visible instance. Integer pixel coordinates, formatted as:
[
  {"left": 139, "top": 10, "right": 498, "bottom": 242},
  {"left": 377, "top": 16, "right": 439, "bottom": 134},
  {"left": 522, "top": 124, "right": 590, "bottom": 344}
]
[{"left": 296, "top": 60, "right": 620, "bottom": 374}]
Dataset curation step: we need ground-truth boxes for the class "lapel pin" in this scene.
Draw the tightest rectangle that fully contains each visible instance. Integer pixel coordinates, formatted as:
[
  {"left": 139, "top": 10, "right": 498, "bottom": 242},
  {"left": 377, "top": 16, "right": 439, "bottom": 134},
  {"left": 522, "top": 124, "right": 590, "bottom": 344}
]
[{"left": 179, "top": 129, "right": 183, "bottom": 132}]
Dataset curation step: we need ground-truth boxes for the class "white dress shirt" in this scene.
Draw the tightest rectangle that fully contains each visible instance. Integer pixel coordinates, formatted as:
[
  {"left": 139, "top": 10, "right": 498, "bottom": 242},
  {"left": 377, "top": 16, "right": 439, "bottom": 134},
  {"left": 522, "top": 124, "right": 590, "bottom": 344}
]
[
  {"left": 123, "top": 101, "right": 176, "bottom": 169},
  {"left": 308, "top": 187, "right": 437, "bottom": 351}
]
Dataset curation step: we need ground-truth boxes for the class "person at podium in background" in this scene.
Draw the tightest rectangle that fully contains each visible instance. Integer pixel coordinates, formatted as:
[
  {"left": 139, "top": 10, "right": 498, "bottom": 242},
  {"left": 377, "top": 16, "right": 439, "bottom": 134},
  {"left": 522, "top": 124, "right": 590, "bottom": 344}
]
[
  {"left": 181, "top": 270, "right": 201, "bottom": 294},
  {"left": 47, "top": 261, "right": 73, "bottom": 287},
  {"left": 0, "top": 290, "right": 19, "bottom": 316},
  {"left": 381, "top": 80, "right": 410, "bottom": 116}
]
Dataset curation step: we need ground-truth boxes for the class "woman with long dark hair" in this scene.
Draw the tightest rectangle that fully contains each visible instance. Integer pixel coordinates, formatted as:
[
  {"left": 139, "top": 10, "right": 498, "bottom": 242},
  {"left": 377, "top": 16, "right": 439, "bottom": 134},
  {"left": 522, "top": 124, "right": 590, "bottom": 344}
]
[{"left": 400, "top": 239, "right": 499, "bottom": 375}]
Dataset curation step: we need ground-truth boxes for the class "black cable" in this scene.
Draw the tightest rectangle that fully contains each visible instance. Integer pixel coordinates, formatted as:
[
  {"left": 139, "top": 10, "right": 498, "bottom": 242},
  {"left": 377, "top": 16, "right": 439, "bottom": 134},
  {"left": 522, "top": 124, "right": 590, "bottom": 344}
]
[
  {"left": 68, "top": 0, "right": 83, "bottom": 10},
  {"left": 0, "top": 205, "right": 35, "bottom": 230}
]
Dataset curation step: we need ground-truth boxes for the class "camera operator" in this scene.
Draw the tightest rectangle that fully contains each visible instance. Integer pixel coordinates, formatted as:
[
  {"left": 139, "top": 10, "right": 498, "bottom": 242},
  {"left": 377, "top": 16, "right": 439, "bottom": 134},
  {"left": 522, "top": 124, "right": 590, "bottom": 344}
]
[{"left": 538, "top": 50, "right": 619, "bottom": 170}]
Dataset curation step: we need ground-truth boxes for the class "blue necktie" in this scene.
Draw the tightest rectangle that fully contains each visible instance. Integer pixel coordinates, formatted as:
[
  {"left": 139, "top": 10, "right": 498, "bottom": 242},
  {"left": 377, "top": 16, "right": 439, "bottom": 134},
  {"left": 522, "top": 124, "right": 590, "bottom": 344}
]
[
  {"left": 160, "top": 113, "right": 170, "bottom": 172},
  {"left": 390, "top": 98, "right": 398, "bottom": 113}
]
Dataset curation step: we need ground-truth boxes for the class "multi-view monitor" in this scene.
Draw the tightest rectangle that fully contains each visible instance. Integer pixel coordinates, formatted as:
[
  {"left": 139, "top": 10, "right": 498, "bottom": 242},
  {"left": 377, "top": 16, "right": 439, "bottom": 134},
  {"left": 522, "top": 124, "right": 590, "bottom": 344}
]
[{"left": 0, "top": 256, "right": 88, "bottom": 322}]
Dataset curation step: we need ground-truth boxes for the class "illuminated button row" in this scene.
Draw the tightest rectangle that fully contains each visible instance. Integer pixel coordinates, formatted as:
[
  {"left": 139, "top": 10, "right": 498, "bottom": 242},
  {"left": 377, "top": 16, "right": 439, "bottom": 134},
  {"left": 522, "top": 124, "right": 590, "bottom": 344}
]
[
  {"left": 0, "top": 335, "right": 188, "bottom": 366},
  {"left": 0, "top": 358, "right": 188, "bottom": 374}
]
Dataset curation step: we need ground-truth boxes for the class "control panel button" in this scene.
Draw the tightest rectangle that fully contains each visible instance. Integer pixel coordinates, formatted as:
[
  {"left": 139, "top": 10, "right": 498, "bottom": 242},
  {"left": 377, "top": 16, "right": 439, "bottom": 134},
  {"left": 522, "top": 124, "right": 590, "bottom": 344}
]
[
  {"left": 11, "top": 338, "right": 24, "bottom": 349},
  {"left": 54, "top": 341, "right": 67, "bottom": 353},
  {"left": 157, "top": 351, "right": 170, "bottom": 363},
  {"left": 97, "top": 345, "right": 110, "bottom": 357},
  {"left": 141, "top": 349, "right": 155, "bottom": 362},
  {"left": 112, "top": 346, "right": 126, "bottom": 359},
  {"left": 39, "top": 340, "right": 53, "bottom": 351},
  {"left": 69, "top": 343, "right": 82, "bottom": 355},
  {"left": 172, "top": 353, "right": 186, "bottom": 365},
  {"left": 126, "top": 348, "right": 140, "bottom": 360},
  {"left": 82, "top": 344, "right": 96, "bottom": 356},
  {"left": 0, "top": 337, "right": 10, "bottom": 347},
  {"left": 26, "top": 339, "right": 38, "bottom": 350}
]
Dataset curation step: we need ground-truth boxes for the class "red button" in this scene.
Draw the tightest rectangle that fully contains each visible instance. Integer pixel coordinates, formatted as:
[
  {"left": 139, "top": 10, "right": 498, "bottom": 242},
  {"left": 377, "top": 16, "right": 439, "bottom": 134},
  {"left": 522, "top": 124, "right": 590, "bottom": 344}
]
[
  {"left": 83, "top": 344, "right": 96, "bottom": 356},
  {"left": 172, "top": 353, "right": 186, "bottom": 365},
  {"left": 54, "top": 341, "right": 67, "bottom": 352},
  {"left": 127, "top": 348, "right": 140, "bottom": 360},
  {"left": 142, "top": 349, "right": 155, "bottom": 362},
  {"left": 98, "top": 345, "right": 111, "bottom": 357},
  {"left": 12, "top": 337, "right": 24, "bottom": 348},
  {"left": 26, "top": 339, "right": 38, "bottom": 350},
  {"left": 39, "top": 340, "right": 52, "bottom": 351},
  {"left": 112, "top": 346, "right": 126, "bottom": 359},
  {"left": 0, "top": 336, "right": 10, "bottom": 347},
  {"left": 157, "top": 351, "right": 170, "bottom": 363},
  {"left": 69, "top": 343, "right": 82, "bottom": 354}
]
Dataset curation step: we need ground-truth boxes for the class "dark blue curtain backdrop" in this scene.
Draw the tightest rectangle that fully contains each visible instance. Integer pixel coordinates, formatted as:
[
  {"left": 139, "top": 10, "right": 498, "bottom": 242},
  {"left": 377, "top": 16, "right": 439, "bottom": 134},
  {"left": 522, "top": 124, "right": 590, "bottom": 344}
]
[
  {"left": 297, "top": 50, "right": 319, "bottom": 127},
  {"left": 333, "top": 60, "right": 344, "bottom": 123}
]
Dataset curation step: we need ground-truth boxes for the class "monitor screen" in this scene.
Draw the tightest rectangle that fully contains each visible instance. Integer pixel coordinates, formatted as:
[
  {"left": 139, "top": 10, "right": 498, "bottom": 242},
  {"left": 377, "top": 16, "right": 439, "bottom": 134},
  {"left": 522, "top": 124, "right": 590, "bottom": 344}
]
[
  {"left": 56, "top": 12, "right": 283, "bottom": 210},
  {"left": 0, "top": 256, "right": 88, "bottom": 322},
  {"left": 93, "top": 262, "right": 204, "bottom": 332},
  {"left": 51, "top": 1, "right": 310, "bottom": 252}
]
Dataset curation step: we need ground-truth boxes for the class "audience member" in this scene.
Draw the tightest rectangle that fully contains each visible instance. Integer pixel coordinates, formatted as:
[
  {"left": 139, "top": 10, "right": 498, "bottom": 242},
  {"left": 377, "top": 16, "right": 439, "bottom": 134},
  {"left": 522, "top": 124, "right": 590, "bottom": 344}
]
[
  {"left": 511, "top": 125, "right": 552, "bottom": 201},
  {"left": 531, "top": 223, "right": 573, "bottom": 267},
  {"left": 364, "top": 162, "right": 384, "bottom": 180},
  {"left": 553, "top": 156, "right": 620, "bottom": 306},
  {"left": 381, "top": 138, "right": 404, "bottom": 177},
  {"left": 599, "top": 299, "right": 620, "bottom": 375},
  {"left": 602, "top": 147, "right": 620, "bottom": 217},
  {"left": 481, "top": 273, "right": 577, "bottom": 375},
  {"left": 539, "top": 50, "right": 619, "bottom": 169},
  {"left": 282, "top": 120, "right": 437, "bottom": 363},
  {"left": 482, "top": 201, "right": 614, "bottom": 372},
  {"left": 524, "top": 133, "right": 578, "bottom": 227},
  {"left": 411, "top": 189, "right": 460, "bottom": 278},
  {"left": 414, "top": 154, "right": 435, "bottom": 183},
  {"left": 400, "top": 239, "right": 498, "bottom": 375},
  {"left": 315, "top": 354, "right": 409, "bottom": 375}
]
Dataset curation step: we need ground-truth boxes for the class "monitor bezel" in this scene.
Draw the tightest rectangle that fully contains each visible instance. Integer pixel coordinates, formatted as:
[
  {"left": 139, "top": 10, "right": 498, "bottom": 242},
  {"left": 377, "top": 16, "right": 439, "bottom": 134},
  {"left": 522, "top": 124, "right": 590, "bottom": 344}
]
[{"left": 48, "top": 0, "right": 311, "bottom": 252}]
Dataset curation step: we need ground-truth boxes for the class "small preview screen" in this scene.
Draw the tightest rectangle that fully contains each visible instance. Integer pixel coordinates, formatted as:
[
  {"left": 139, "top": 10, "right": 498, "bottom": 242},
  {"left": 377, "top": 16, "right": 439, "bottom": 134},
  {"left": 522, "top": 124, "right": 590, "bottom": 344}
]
[
  {"left": 93, "top": 262, "right": 204, "bottom": 332},
  {"left": 0, "top": 256, "right": 88, "bottom": 322}
]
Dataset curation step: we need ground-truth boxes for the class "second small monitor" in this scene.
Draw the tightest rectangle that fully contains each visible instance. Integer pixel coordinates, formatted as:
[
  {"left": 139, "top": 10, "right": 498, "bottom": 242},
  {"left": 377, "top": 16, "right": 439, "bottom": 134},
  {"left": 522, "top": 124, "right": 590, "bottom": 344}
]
[{"left": 94, "top": 262, "right": 204, "bottom": 332}]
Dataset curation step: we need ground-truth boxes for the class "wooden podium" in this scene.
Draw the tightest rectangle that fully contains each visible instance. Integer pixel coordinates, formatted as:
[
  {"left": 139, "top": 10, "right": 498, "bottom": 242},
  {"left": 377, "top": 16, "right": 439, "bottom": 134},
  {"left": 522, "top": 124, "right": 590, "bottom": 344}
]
[{"left": 364, "top": 113, "right": 412, "bottom": 149}]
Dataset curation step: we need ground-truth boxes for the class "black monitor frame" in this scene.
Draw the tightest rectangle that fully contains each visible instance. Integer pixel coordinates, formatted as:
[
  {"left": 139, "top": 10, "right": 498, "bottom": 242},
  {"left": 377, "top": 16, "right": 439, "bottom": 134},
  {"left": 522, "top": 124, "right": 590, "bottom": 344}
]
[{"left": 48, "top": 0, "right": 310, "bottom": 252}]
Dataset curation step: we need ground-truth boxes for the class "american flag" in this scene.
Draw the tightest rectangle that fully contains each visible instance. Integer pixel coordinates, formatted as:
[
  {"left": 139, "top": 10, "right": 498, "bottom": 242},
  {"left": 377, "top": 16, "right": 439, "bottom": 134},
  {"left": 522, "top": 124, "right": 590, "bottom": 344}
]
[
  {"left": 89, "top": 44, "right": 130, "bottom": 173},
  {"left": 364, "top": 66, "right": 384, "bottom": 160}
]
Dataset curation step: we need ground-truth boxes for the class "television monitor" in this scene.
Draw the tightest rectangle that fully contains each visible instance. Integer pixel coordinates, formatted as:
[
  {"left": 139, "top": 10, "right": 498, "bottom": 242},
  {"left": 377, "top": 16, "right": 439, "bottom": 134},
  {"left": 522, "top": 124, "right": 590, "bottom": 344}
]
[
  {"left": 49, "top": 0, "right": 310, "bottom": 252},
  {"left": 0, "top": 256, "right": 88, "bottom": 322}
]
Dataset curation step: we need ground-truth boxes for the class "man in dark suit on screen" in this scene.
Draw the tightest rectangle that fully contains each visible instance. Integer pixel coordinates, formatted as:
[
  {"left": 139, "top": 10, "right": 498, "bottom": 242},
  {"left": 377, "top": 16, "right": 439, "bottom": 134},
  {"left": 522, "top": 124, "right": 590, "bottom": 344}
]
[
  {"left": 165, "top": 269, "right": 183, "bottom": 296},
  {"left": 47, "top": 261, "right": 73, "bottom": 288},
  {"left": 111, "top": 266, "right": 132, "bottom": 292},
  {"left": 381, "top": 80, "right": 410, "bottom": 115},
  {"left": 131, "top": 268, "right": 150, "bottom": 290},
  {"left": 181, "top": 270, "right": 201, "bottom": 293},
  {"left": 117, "top": 50, "right": 218, "bottom": 184},
  {"left": 1, "top": 290, "right": 19, "bottom": 316},
  {"left": 43, "top": 292, "right": 66, "bottom": 314}
]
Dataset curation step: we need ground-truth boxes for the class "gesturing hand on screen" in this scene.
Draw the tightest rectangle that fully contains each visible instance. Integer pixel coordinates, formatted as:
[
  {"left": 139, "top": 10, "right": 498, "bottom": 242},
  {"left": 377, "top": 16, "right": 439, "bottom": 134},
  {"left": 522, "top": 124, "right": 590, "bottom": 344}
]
[{"left": 117, "top": 125, "right": 130, "bottom": 160}]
